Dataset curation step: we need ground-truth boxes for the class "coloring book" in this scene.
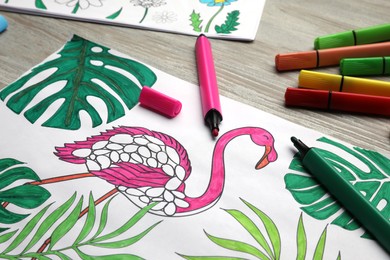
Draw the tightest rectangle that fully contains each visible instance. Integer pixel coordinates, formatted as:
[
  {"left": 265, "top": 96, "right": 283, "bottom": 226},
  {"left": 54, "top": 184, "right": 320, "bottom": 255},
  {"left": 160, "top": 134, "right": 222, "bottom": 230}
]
[
  {"left": 0, "top": 0, "right": 266, "bottom": 41},
  {"left": 0, "top": 35, "right": 388, "bottom": 259}
]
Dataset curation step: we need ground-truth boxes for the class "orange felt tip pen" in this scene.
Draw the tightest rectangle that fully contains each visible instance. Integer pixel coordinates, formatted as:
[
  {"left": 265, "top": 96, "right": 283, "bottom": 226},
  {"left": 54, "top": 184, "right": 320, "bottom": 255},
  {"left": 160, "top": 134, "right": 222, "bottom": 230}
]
[
  {"left": 275, "top": 41, "right": 390, "bottom": 71},
  {"left": 298, "top": 70, "right": 390, "bottom": 97}
]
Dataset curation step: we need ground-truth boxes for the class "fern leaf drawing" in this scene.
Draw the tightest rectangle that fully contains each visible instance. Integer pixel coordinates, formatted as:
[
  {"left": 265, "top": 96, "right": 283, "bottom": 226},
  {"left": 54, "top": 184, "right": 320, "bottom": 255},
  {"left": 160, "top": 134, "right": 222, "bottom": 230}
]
[
  {"left": 215, "top": 10, "right": 240, "bottom": 34},
  {"left": 190, "top": 10, "right": 203, "bottom": 32},
  {"left": 0, "top": 192, "right": 161, "bottom": 259},
  {"left": 178, "top": 198, "right": 341, "bottom": 260},
  {"left": 0, "top": 35, "right": 157, "bottom": 130},
  {"left": 0, "top": 158, "right": 50, "bottom": 228}
]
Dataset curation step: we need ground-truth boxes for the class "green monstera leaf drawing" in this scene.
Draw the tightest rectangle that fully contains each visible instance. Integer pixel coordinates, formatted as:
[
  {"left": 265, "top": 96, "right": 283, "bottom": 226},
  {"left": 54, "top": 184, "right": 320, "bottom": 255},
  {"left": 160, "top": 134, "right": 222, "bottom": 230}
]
[
  {"left": 0, "top": 158, "right": 50, "bottom": 229},
  {"left": 0, "top": 35, "right": 157, "bottom": 130},
  {"left": 285, "top": 137, "right": 390, "bottom": 238}
]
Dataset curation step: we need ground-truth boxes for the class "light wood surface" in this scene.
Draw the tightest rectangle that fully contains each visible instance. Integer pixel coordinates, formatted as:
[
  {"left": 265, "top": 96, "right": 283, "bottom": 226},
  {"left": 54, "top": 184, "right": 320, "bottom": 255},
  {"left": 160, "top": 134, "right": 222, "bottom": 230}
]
[{"left": 0, "top": 0, "right": 389, "bottom": 155}]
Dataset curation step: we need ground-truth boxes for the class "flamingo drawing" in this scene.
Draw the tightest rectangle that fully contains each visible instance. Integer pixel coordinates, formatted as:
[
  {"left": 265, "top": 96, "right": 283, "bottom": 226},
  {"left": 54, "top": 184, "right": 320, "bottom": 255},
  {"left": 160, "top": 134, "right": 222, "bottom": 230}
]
[{"left": 55, "top": 126, "right": 278, "bottom": 216}]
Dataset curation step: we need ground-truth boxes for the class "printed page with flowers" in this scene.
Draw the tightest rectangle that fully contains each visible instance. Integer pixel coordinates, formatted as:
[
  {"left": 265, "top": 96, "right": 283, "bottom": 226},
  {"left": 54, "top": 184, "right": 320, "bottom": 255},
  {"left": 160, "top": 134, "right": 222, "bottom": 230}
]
[
  {"left": 0, "top": 0, "right": 265, "bottom": 40},
  {"left": 0, "top": 35, "right": 389, "bottom": 259}
]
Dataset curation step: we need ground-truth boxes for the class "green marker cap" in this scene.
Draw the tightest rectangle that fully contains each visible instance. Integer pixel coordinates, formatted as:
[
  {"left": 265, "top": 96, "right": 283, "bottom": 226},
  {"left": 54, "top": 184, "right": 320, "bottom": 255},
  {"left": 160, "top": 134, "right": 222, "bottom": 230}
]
[
  {"left": 314, "top": 31, "right": 354, "bottom": 50},
  {"left": 315, "top": 23, "right": 390, "bottom": 49},
  {"left": 340, "top": 57, "right": 390, "bottom": 76}
]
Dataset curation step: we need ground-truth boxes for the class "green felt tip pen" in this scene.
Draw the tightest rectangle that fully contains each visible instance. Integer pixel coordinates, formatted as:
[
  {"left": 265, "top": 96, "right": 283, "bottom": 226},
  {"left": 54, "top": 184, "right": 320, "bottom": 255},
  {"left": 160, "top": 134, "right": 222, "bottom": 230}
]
[
  {"left": 314, "top": 23, "right": 390, "bottom": 50},
  {"left": 340, "top": 56, "right": 390, "bottom": 76},
  {"left": 291, "top": 137, "right": 390, "bottom": 254}
]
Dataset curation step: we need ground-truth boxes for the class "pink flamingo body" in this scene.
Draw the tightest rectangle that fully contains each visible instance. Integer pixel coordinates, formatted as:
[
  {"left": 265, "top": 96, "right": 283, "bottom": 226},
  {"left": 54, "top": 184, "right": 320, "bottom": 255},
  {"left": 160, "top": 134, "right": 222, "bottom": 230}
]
[{"left": 55, "top": 126, "right": 277, "bottom": 216}]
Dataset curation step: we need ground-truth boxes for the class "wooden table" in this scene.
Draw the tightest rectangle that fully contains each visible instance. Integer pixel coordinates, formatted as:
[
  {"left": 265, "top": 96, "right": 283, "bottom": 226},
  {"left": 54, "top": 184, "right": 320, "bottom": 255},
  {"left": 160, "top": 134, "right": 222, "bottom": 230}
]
[{"left": 0, "top": 0, "right": 389, "bottom": 155}]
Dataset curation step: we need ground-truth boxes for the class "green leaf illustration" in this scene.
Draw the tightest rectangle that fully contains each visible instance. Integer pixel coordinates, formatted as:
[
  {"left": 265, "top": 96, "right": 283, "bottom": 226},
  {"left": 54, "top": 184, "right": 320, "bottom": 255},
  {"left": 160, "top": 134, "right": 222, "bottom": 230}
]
[
  {"left": 205, "top": 231, "right": 268, "bottom": 259},
  {"left": 91, "top": 202, "right": 157, "bottom": 243},
  {"left": 0, "top": 193, "right": 161, "bottom": 259},
  {"left": 178, "top": 199, "right": 340, "bottom": 260},
  {"left": 224, "top": 209, "right": 273, "bottom": 258},
  {"left": 0, "top": 35, "right": 157, "bottom": 130},
  {"left": 90, "top": 194, "right": 114, "bottom": 240},
  {"left": 72, "top": 3, "right": 80, "bottom": 14},
  {"left": 190, "top": 10, "right": 203, "bottom": 32},
  {"left": 242, "top": 199, "right": 281, "bottom": 259},
  {"left": 73, "top": 192, "right": 96, "bottom": 245},
  {"left": 313, "top": 226, "right": 327, "bottom": 260},
  {"left": 0, "top": 230, "right": 17, "bottom": 245},
  {"left": 107, "top": 8, "right": 123, "bottom": 20},
  {"left": 215, "top": 10, "right": 240, "bottom": 34},
  {"left": 296, "top": 214, "right": 307, "bottom": 260},
  {"left": 35, "top": 0, "right": 46, "bottom": 9},
  {"left": 49, "top": 196, "right": 84, "bottom": 250},
  {"left": 285, "top": 137, "right": 390, "bottom": 237},
  {"left": 0, "top": 158, "right": 50, "bottom": 226},
  {"left": 91, "top": 221, "right": 161, "bottom": 249},
  {"left": 2, "top": 204, "right": 51, "bottom": 254},
  {"left": 21, "top": 193, "right": 77, "bottom": 253}
]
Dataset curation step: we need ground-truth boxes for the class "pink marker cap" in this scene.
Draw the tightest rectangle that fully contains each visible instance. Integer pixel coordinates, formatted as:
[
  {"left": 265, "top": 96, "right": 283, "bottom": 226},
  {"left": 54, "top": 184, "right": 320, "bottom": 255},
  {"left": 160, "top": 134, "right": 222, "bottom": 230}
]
[{"left": 139, "top": 86, "right": 182, "bottom": 118}]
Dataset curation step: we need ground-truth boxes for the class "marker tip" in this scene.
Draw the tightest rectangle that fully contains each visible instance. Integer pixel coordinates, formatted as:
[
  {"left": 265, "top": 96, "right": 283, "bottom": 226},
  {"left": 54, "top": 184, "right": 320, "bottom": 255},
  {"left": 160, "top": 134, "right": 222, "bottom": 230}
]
[{"left": 212, "top": 128, "right": 219, "bottom": 137}]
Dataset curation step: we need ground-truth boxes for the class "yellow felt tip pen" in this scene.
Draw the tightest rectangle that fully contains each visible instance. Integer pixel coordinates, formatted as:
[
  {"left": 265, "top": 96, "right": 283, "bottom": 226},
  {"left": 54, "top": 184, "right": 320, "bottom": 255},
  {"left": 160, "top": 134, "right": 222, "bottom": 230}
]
[{"left": 298, "top": 70, "right": 390, "bottom": 97}]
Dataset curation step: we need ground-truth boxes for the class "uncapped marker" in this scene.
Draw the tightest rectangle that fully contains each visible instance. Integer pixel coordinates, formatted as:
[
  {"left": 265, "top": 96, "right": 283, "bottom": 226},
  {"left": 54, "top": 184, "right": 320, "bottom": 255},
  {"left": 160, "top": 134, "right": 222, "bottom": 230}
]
[
  {"left": 291, "top": 137, "right": 390, "bottom": 253},
  {"left": 195, "top": 34, "right": 223, "bottom": 137}
]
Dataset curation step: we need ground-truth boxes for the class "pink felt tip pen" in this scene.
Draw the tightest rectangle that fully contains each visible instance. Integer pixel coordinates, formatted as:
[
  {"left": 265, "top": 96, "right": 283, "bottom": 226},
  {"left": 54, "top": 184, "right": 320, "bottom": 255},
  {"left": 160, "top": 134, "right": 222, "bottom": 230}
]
[{"left": 195, "top": 34, "right": 223, "bottom": 137}]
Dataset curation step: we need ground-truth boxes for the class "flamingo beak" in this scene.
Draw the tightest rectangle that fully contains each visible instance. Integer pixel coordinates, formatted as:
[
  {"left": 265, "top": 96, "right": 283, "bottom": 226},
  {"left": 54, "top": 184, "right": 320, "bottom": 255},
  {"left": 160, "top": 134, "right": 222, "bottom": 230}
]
[{"left": 255, "top": 145, "right": 272, "bottom": 170}]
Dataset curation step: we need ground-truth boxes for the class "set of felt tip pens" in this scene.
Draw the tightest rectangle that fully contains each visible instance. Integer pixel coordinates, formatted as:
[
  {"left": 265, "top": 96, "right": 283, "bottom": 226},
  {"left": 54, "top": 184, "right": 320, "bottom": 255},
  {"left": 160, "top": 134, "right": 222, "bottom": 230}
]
[{"left": 275, "top": 23, "right": 390, "bottom": 117}]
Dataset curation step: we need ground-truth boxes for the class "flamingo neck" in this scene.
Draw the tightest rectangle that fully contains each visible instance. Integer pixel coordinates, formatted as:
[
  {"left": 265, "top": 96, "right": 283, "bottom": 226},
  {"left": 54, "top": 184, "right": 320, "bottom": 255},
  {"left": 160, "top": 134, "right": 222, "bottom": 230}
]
[{"left": 178, "top": 129, "right": 244, "bottom": 213}]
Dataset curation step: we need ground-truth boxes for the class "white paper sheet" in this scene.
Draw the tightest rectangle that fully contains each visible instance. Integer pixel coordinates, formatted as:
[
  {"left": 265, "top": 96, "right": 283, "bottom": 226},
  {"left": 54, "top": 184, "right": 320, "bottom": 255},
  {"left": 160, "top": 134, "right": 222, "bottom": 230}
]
[
  {"left": 0, "top": 0, "right": 266, "bottom": 41},
  {"left": 0, "top": 36, "right": 388, "bottom": 259}
]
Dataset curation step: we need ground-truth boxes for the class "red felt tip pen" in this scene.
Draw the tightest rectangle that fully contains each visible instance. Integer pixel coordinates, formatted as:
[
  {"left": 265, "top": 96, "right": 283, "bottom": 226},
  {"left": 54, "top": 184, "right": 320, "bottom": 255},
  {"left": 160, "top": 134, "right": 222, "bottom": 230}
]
[
  {"left": 285, "top": 87, "right": 390, "bottom": 117},
  {"left": 195, "top": 34, "right": 223, "bottom": 137}
]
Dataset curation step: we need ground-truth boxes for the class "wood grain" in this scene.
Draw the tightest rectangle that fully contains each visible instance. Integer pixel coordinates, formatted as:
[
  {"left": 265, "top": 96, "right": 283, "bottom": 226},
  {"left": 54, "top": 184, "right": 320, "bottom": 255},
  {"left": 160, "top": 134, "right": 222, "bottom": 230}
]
[{"left": 0, "top": 0, "right": 389, "bottom": 155}]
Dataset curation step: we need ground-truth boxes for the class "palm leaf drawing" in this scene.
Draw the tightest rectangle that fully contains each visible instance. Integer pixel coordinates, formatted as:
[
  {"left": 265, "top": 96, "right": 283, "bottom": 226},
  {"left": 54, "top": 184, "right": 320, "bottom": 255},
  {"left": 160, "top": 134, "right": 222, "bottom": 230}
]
[
  {"left": 285, "top": 137, "right": 390, "bottom": 238},
  {"left": 0, "top": 35, "right": 157, "bottom": 130},
  {"left": 0, "top": 158, "right": 50, "bottom": 227},
  {"left": 0, "top": 192, "right": 161, "bottom": 259},
  {"left": 178, "top": 198, "right": 340, "bottom": 260}
]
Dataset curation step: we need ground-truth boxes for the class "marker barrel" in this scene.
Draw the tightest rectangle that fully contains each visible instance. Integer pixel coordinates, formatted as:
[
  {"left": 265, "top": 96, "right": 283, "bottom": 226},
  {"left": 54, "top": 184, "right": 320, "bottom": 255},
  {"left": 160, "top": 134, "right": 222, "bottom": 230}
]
[
  {"left": 285, "top": 87, "right": 390, "bottom": 117},
  {"left": 314, "top": 24, "right": 390, "bottom": 49},
  {"left": 275, "top": 41, "right": 390, "bottom": 71},
  {"left": 294, "top": 143, "right": 390, "bottom": 253},
  {"left": 195, "top": 35, "right": 222, "bottom": 116},
  {"left": 195, "top": 34, "right": 223, "bottom": 135},
  {"left": 340, "top": 57, "right": 390, "bottom": 76},
  {"left": 298, "top": 70, "right": 390, "bottom": 97}
]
